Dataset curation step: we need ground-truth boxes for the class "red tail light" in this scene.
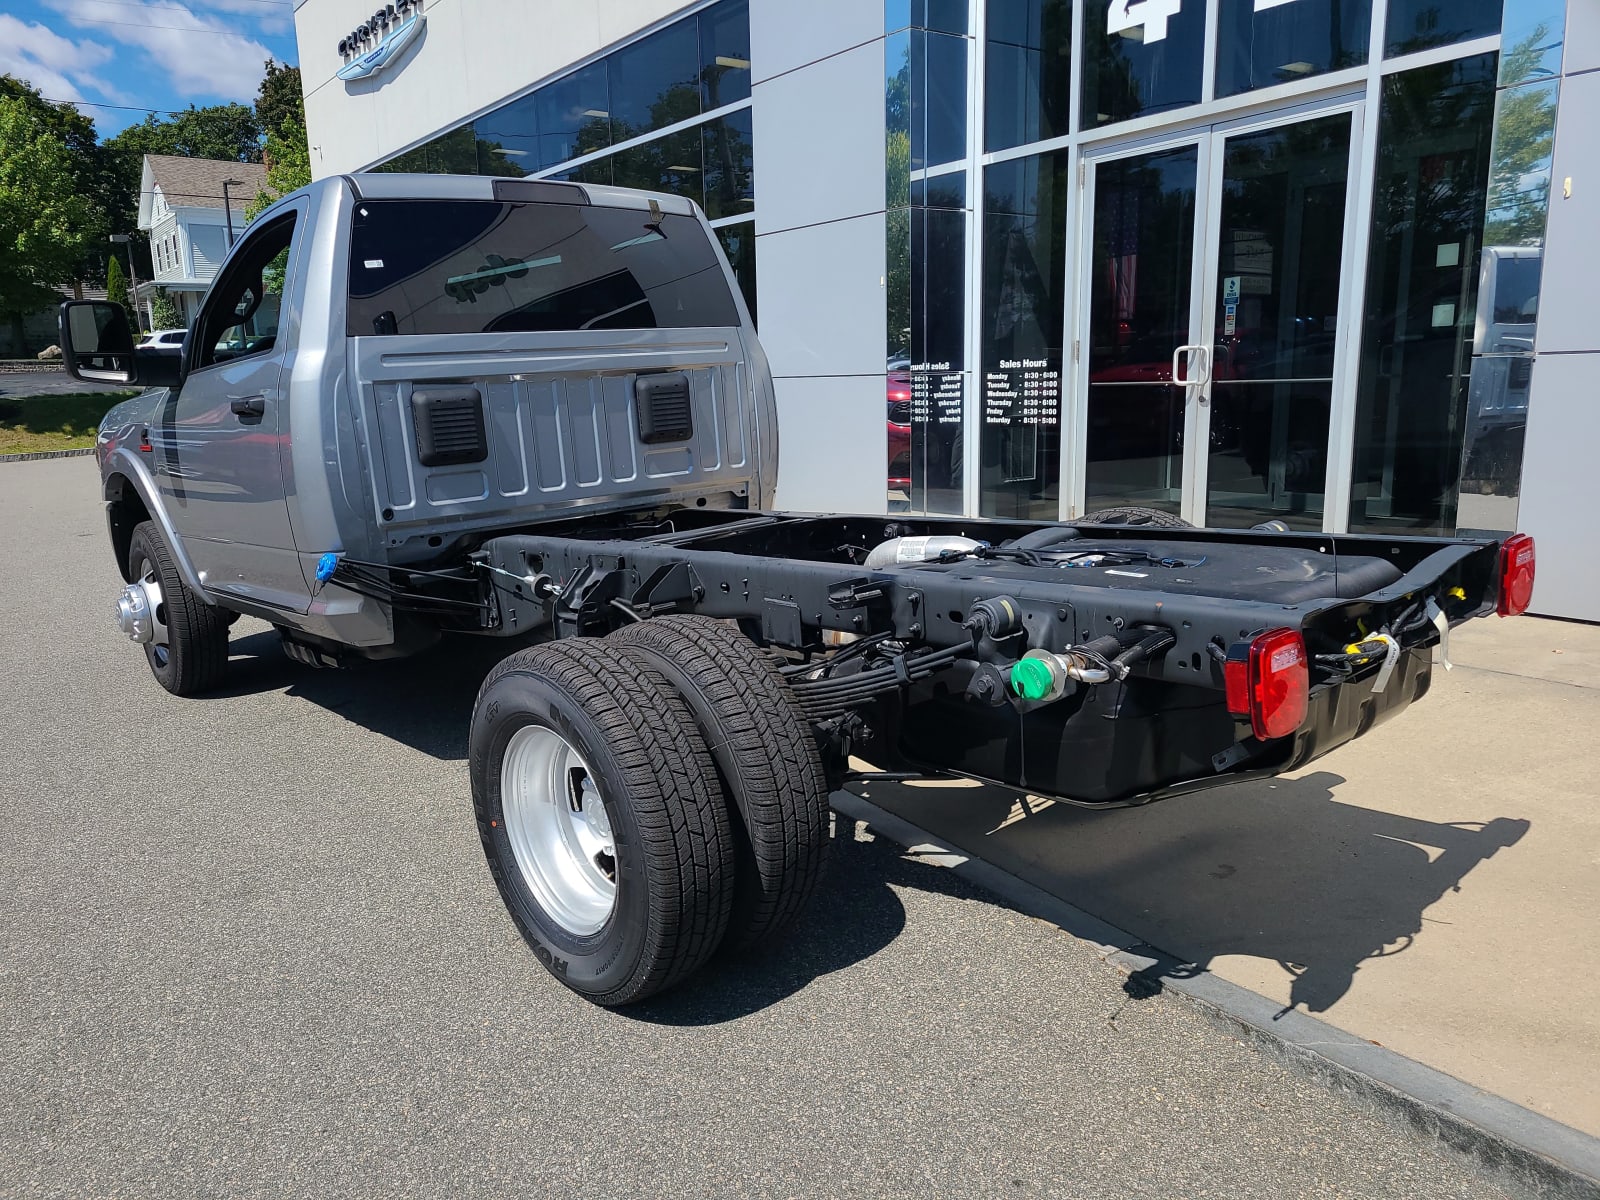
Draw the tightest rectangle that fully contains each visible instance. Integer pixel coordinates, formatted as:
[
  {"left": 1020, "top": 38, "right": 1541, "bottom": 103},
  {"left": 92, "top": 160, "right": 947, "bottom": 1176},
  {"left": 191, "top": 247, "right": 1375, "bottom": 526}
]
[
  {"left": 1224, "top": 628, "right": 1309, "bottom": 741},
  {"left": 1497, "top": 533, "right": 1535, "bottom": 617}
]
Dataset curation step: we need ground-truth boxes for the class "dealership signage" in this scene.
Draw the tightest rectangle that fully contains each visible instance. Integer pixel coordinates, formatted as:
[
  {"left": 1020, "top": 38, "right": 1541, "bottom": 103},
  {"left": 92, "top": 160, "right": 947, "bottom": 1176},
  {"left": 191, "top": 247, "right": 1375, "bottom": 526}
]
[{"left": 336, "top": 0, "right": 424, "bottom": 81}]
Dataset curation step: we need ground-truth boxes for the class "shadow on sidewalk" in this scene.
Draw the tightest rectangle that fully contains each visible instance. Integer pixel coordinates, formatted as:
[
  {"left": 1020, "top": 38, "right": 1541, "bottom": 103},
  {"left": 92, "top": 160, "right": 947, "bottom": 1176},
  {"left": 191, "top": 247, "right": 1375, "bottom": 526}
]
[
  {"left": 214, "top": 629, "right": 1529, "bottom": 1022},
  {"left": 851, "top": 773, "right": 1530, "bottom": 1015}
]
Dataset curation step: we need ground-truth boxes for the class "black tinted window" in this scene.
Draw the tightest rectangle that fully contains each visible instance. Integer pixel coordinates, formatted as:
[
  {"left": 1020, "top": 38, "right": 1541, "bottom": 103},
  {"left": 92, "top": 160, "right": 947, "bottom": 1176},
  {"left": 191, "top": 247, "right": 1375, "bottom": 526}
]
[{"left": 348, "top": 200, "right": 740, "bottom": 336}]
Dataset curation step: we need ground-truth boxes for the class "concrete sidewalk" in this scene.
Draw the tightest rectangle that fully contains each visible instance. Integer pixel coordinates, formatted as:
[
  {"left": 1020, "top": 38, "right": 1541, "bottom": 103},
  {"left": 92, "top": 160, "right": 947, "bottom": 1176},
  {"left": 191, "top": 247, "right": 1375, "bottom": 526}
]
[{"left": 852, "top": 614, "right": 1600, "bottom": 1139}]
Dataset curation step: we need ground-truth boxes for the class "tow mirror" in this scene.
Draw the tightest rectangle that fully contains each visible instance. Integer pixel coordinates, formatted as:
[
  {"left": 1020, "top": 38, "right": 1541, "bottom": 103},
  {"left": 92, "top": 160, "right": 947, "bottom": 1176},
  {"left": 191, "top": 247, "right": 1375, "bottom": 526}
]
[
  {"left": 57, "top": 300, "right": 185, "bottom": 390},
  {"left": 59, "top": 300, "right": 135, "bottom": 383}
]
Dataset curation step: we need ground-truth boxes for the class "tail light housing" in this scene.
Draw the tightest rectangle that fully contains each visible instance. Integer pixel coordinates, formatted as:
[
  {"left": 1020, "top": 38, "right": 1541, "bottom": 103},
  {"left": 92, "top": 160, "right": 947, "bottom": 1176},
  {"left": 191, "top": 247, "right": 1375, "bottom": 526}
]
[
  {"left": 1224, "top": 628, "right": 1309, "bottom": 741},
  {"left": 1497, "top": 533, "right": 1535, "bottom": 617}
]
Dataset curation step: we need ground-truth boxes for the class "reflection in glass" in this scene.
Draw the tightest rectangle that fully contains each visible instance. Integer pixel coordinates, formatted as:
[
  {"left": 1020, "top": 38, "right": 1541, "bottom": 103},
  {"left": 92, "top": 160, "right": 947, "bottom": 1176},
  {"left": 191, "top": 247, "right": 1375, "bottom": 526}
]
[
  {"left": 1499, "top": 3, "right": 1563, "bottom": 85},
  {"left": 611, "top": 127, "right": 703, "bottom": 205},
  {"left": 907, "top": 205, "right": 967, "bottom": 514},
  {"left": 1457, "top": 71, "right": 1558, "bottom": 532},
  {"left": 700, "top": 0, "right": 752, "bottom": 108},
  {"left": 702, "top": 110, "right": 754, "bottom": 220},
  {"left": 912, "top": 29, "right": 968, "bottom": 170},
  {"left": 535, "top": 61, "right": 612, "bottom": 169},
  {"left": 912, "top": 172, "right": 967, "bottom": 209},
  {"left": 980, "top": 152, "right": 1070, "bottom": 519},
  {"left": 1384, "top": 0, "right": 1504, "bottom": 58},
  {"left": 1083, "top": 147, "right": 1197, "bottom": 517},
  {"left": 1207, "top": 114, "right": 1351, "bottom": 529},
  {"left": 1081, "top": 0, "right": 1205, "bottom": 129},
  {"left": 714, "top": 221, "right": 757, "bottom": 324},
  {"left": 608, "top": 19, "right": 701, "bottom": 142},
  {"left": 985, "top": 0, "right": 1070, "bottom": 152},
  {"left": 473, "top": 93, "right": 538, "bottom": 176},
  {"left": 1216, "top": 0, "right": 1370, "bottom": 97},
  {"left": 1349, "top": 54, "right": 1498, "bottom": 535}
]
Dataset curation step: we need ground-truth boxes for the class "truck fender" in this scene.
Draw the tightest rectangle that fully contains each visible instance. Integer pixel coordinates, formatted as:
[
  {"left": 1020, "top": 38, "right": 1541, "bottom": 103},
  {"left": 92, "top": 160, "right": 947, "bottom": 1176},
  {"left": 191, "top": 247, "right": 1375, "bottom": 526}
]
[{"left": 102, "top": 445, "right": 215, "bottom": 603}]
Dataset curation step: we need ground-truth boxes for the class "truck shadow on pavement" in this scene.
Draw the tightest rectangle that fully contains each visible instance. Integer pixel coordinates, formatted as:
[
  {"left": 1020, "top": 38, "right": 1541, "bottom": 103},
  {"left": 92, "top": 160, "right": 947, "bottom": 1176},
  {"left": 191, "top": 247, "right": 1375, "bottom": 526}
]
[
  {"left": 850, "top": 774, "right": 1530, "bottom": 1017},
  {"left": 215, "top": 631, "right": 1531, "bottom": 1023}
]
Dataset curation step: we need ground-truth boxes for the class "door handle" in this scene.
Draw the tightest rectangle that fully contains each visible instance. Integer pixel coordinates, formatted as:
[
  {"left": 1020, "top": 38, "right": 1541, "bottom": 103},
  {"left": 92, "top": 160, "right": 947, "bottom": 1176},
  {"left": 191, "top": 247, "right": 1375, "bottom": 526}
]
[
  {"left": 1171, "top": 345, "right": 1211, "bottom": 389},
  {"left": 230, "top": 395, "right": 266, "bottom": 418}
]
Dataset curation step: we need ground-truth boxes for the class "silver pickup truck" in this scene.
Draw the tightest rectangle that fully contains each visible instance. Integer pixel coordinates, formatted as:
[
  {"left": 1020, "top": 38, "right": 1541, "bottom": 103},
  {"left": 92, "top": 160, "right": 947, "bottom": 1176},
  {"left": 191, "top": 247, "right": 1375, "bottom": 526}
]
[{"left": 60, "top": 173, "right": 1536, "bottom": 1007}]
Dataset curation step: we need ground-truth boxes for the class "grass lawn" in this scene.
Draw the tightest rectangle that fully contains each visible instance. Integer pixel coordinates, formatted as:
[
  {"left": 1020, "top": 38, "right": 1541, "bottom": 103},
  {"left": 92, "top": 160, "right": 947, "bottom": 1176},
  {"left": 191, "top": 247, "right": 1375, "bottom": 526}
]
[{"left": 0, "top": 391, "right": 138, "bottom": 455}]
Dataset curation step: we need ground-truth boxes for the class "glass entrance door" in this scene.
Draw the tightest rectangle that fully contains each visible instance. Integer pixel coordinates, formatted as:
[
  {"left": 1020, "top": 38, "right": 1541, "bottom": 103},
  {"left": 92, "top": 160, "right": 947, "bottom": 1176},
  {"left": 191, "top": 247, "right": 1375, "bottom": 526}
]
[{"left": 1076, "top": 106, "right": 1360, "bottom": 528}]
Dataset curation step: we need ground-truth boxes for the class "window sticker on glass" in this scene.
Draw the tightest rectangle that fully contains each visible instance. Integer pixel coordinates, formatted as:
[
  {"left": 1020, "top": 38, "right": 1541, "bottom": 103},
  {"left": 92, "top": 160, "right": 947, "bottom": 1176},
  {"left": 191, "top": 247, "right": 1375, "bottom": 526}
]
[
  {"left": 364, "top": 259, "right": 384, "bottom": 268},
  {"left": 445, "top": 255, "right": 562, "bottom": 303},
  {"left": 1107, "top": 0, "right": 1183, "bottom": 43}
]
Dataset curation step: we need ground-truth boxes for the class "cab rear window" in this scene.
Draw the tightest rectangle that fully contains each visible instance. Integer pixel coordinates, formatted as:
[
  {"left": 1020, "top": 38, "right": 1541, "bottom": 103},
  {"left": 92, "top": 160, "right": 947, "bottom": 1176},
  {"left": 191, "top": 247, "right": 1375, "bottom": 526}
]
[{"left": 347, "top": 199, "right": 740, "bottom": 336}]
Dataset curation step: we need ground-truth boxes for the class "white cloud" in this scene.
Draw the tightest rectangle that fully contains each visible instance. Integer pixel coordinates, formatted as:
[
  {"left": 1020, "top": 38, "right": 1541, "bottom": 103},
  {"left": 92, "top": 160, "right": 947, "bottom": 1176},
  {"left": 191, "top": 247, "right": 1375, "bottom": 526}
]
[
  {"left": 192, "top": 0, "right": 294, "bottom": 37},
  {"left": 0, "top": 15, "right": 121, "bottom": 108},
  {"left": 43, "top": 0, "right": 279, "bottom": 105}
]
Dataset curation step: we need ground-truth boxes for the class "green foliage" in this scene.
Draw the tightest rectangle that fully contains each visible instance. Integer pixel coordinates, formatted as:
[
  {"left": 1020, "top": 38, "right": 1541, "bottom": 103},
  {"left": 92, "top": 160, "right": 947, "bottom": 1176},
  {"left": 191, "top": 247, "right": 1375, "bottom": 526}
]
[
  {"left": 149, "top": 287, "right": 182, "bottom": 331},
  {"left": 1484, "top": 27, "right": 1559, "bottom": 247},
  {"left": 106, "top": 255, "right": 130, "bottom": 319},
  {"left": 245, "top": 117, "right": 312, "bottom": 222},
  {"left": 255, "top": 61, "right": 303, "bottom": 144},
  {"left": 0, "top": 76, "right": 117, "bottom": 283},
  {"left": 0, "top": 93, "right": 105, "bottom": 322}
]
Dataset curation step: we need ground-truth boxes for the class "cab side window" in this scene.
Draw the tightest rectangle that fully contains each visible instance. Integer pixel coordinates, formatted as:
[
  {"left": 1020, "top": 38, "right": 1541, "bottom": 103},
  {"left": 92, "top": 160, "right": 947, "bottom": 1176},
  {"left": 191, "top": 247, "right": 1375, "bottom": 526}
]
[{"left": 193, "top": 211, "right": 297, "bottom": 370}]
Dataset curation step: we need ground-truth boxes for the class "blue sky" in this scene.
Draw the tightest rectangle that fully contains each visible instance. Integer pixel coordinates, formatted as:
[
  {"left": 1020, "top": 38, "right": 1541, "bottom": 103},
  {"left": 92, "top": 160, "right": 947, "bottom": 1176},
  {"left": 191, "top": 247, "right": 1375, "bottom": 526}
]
[{"left": 0, "top": 0, "right": 300, "bottom": 137}]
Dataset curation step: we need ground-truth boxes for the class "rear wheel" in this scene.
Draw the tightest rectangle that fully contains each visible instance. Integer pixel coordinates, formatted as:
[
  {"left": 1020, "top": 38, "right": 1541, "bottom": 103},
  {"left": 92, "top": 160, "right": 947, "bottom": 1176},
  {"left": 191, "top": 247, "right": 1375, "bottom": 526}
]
[
  {"left": 611, "top": 615, "right": 830, "bottom": 953},
  {"left": 1076, "top": 506, "right": 1192, "bottom": 529},
  {"left": 469, "top": 638, "right": 734, "bottom": 1005},
  {"left": 123, "top": 521, "right": 229, "bottom": 696}
]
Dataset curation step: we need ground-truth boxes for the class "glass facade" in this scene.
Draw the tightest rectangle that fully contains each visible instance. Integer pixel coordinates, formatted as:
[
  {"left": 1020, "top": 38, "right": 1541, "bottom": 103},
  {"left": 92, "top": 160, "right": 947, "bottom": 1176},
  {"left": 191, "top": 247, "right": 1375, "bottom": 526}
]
[
  {"left": 372, "top": 1, "right": 756, "bottom": 319},
  {"left": 888, "top": 10, "right": 972, "bottom": 514},
  {"left": 887, "top": 0, "right": 1536, "bottom": 539}
]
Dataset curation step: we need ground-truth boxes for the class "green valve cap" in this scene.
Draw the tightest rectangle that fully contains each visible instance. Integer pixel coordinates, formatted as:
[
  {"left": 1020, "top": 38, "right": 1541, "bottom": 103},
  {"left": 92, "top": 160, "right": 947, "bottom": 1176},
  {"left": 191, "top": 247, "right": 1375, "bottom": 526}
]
[{"left": 1010, "top": 656, "right": 1056, "bottom": 700}]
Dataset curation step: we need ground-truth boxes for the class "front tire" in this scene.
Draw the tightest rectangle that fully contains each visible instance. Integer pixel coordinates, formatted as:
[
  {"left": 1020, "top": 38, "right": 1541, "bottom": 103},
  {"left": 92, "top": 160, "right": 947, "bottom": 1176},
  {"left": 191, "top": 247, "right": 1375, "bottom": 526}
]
[
  {"left": 469, "top": 639, "right": 734, "bottom": 1006},
  {"left": 125, "top": 521, "right": 229, "bottom": 696}
]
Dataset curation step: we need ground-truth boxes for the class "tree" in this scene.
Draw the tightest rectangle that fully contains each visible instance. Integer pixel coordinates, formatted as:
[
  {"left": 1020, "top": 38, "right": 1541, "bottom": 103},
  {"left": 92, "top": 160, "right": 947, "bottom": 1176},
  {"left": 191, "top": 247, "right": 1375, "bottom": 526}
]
[
  {"left": 106, "top": 255, "right": 130, "bottom": 321},
  {"left": 255, "top": 60, "right": 303, "bottom": 143},
  {"left": 149, "top": 287, "right": 182, "bottom": 331},
  {"left": 0, "top": 92, "right": 104, "bottom": 347},
  {"left": 0, "top": 75, "right": 118, "bottom": 283}
]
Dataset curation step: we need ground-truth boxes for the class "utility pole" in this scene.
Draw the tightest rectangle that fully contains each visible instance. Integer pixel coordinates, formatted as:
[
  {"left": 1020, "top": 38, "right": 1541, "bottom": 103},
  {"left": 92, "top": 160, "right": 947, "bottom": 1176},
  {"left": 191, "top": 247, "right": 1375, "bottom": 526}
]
[
  {"left": 109, "top": 233, "right": 143, "bottom": 331},
  {"left": 221, "top": 179, "right": 242, "bottom": 247}
]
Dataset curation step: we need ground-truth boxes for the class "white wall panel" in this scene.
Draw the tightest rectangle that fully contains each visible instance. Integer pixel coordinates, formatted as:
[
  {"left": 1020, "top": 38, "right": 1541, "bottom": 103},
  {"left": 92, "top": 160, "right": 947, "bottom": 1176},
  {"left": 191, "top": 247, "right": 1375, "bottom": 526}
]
[
  {"left": 1517, "top": 352, "right": 1600, "bottom": 621},
  {"left": 748, "top": 0, "right": 881, "bottom": 83},
  {"left": 771, "top": 375, "right": 887, "bottom": 513},
  {"left": 754, "top": 213, "right": 886, "bottom": 379},
  {"left": 752, "top": 40, "right": 887, "bottom": 234}
]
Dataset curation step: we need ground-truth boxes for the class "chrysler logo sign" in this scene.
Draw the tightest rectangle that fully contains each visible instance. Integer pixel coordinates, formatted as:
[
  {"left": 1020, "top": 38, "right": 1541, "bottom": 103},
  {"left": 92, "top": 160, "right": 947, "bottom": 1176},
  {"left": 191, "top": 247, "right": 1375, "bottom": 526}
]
[{"left": 336, "top": 0, "right": 424, "bottom": 81}]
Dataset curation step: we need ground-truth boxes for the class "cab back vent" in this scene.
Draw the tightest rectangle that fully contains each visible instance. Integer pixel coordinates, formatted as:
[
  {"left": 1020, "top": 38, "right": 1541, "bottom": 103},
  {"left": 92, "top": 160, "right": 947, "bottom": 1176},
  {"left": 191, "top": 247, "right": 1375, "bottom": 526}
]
[
  {"left": 635, "top": 373, "right": 694, "bottom": 444},
  {"left": 411, "top": 386, "right": 487, "bottom": 467}
]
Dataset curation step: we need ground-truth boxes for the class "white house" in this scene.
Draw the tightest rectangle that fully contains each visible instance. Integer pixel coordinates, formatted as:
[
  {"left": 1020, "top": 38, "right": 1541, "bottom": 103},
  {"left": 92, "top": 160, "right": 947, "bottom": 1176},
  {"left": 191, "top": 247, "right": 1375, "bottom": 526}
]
[{"left": 135, "top": 155, "right": 268, "bottom": 328}]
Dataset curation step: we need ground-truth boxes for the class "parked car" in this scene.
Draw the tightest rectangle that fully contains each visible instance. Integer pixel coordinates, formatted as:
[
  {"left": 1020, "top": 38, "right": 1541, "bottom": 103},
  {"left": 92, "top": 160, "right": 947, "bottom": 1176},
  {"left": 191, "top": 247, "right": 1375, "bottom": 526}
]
[{"left": 136, "top": 329, "right": 187, "bottom": 350}]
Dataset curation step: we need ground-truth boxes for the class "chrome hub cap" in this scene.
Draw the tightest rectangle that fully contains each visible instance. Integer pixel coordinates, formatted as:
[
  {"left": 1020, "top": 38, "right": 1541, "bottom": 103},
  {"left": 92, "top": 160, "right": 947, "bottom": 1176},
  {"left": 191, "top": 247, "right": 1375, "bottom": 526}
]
[
  {"left": 116, "top": 561, "right": 167, "bottom": 660},
  {"left": 500, "top": 725, "right": 617, "bottom": 936}
]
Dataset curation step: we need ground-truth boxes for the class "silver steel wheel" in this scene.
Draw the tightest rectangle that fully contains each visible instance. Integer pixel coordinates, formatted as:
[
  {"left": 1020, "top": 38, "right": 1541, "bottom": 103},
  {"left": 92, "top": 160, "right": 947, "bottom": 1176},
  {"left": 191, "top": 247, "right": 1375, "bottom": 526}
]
[
  {"left": 131, "top": 555, "right": 170, "bottom": 667},
  {"left": 500, "top": 724, "right": 617, "bottom": 936}
]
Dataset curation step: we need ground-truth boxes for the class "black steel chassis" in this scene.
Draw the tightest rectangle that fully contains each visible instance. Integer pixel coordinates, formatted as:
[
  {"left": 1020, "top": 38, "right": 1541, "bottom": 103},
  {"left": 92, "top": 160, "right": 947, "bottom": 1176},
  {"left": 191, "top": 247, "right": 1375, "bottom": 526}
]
[{"left": 441, "top": 508, "right": 1505, "bottom": 809}]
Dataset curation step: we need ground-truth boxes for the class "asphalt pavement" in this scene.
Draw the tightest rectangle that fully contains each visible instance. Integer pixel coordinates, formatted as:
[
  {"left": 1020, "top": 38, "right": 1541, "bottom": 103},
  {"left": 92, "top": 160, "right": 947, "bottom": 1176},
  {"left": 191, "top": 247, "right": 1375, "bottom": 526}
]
[
  {"left": 0, "top": 457, "right": 1514, "bottom": 1199},
  {"left": 0, "top": 368, "right": 134, "bottom": 398}
]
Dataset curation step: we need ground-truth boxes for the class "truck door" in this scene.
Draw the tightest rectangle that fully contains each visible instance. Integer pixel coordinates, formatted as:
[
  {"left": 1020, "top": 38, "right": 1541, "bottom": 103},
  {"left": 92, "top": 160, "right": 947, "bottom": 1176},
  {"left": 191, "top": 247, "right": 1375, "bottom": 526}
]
[{"left": 152, "top": 202, "right": 307, "bottom": 613}]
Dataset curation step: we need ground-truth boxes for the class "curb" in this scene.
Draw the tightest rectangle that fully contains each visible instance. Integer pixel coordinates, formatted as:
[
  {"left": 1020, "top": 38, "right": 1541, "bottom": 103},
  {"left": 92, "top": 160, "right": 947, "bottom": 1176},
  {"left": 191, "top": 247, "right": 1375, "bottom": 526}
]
[
  {"left": 831, "top": 790, "right": 1600, "bottom": 1200},
  {"left": 0, "top": 448, "right": 96, "bottom": 463}
]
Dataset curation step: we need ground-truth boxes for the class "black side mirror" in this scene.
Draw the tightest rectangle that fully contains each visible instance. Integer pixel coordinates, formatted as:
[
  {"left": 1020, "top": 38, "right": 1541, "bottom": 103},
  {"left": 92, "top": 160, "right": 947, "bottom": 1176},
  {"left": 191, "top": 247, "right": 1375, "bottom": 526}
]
[
  {"left": 58, "top": 300, "right": 185, "bottom": 389},
  {"left": 59, "top": 300, "right": 135, "bottom": 384}
]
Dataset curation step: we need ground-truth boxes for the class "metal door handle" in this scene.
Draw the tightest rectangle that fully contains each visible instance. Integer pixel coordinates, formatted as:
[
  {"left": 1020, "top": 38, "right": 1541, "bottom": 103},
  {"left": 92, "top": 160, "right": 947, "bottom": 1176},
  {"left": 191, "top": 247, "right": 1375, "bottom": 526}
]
[
  {"left": 230, "top": 395, "right": 265, "bottom": 417},
  {"left": 1171, "top": 345, "right": 1211, "bottom": 388}
]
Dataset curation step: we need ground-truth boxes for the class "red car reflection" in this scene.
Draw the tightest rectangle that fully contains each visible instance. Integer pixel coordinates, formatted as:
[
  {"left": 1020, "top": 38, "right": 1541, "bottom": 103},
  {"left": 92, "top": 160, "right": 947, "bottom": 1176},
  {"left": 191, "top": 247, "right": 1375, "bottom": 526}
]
[{"left": 887, "top": 369, "right": 912, "bottom": 490}]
